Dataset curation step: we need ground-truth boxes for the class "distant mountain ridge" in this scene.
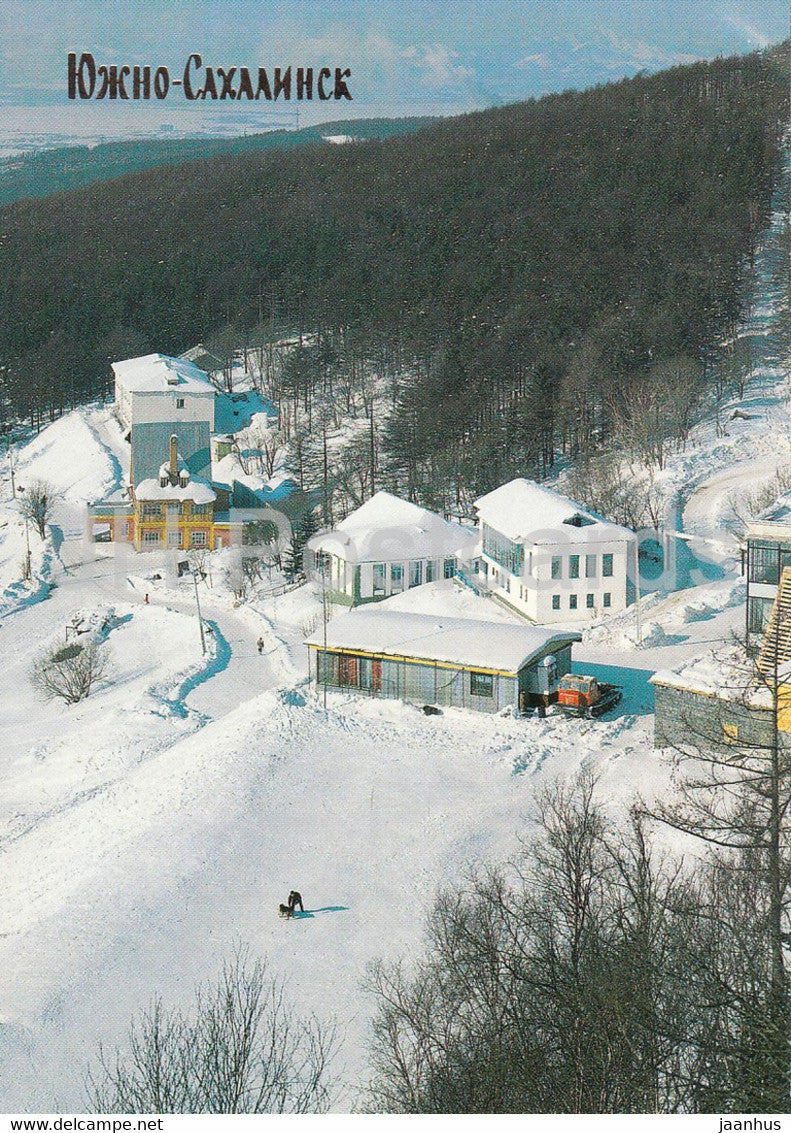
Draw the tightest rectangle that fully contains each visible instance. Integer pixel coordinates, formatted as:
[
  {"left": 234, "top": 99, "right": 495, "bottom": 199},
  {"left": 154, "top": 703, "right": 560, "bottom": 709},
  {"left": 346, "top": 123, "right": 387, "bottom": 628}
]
[{"left": 0, "top": 115, "right": 437, "bottom": 208}]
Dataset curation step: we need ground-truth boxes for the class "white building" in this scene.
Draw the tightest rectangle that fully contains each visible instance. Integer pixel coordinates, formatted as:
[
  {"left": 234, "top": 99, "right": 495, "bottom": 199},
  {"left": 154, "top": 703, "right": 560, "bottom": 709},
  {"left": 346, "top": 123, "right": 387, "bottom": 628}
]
[
  {"left": 306, "top": 491, "right": 478, "bottom": 605},
  {"left": 474, "top": 478, "right": 636, "bottom": 623},
  {"left": 113, "top": 353, "right": 216, "bottom": 432}
]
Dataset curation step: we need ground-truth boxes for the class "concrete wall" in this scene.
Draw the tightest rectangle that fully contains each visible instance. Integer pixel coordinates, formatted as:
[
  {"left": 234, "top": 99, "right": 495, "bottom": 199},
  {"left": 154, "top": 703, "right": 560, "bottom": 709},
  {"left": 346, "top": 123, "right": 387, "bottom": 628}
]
[
  {"left": 482, "top": 536, "right": 633, "bottom": 623},
  {"left": 117, "top": 381, "right": 215, "bottom": 431}
]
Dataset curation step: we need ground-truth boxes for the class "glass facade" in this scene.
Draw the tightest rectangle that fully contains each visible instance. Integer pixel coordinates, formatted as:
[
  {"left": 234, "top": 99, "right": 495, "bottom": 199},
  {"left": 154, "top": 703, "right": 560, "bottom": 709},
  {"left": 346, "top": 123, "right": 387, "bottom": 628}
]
[
  {"left": 482, "top": 523, "right": 523, "bottom": 575},
  {"left": 749, "top": 542, "right": 781, "bottom": 585}
]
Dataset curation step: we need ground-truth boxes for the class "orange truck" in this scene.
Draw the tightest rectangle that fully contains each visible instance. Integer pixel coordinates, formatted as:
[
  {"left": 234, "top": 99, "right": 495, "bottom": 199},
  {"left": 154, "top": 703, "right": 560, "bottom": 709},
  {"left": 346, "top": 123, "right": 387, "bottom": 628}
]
[{"left": 556, "top": 673, "right": 623, "bottom": 718}]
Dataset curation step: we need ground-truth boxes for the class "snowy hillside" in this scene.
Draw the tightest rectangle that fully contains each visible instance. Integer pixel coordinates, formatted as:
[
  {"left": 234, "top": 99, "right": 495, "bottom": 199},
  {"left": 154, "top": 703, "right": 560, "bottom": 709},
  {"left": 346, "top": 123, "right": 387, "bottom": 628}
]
[{"left": 0, "top": 166, "right": 788, "bottom": 1111}]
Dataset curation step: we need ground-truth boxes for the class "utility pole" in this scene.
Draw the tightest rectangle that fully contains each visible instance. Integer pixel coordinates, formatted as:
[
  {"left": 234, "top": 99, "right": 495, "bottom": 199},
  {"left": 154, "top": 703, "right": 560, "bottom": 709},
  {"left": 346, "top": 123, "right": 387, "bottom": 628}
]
[
  {"left": 8, "top": 442, "right": 16, "bottom": 500},
  {"left": 321, "top": 554, "right": 328, "bottom": 710},
  {"left": 22, "top": 513, "right": 31, "bottom": 581},
  {"left": 192, "top": 568, "right": 207, "bottom": 655}
]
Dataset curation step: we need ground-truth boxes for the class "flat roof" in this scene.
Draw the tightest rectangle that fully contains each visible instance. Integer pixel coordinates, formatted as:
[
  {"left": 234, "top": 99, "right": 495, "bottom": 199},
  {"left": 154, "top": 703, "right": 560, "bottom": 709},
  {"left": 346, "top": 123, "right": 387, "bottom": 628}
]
[
  {"left": 113, "top": 353, "right": 215, "bottom": 395},
  {"left": 305, "top": 608, "right": 581, "bottom": 674}
]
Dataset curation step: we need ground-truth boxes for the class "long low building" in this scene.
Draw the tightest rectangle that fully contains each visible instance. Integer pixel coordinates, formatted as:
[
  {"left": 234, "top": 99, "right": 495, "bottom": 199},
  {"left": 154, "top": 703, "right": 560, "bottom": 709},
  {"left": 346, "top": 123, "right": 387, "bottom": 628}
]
[{"left": 305, "top": 608, "right": 581, "bottom": 714}]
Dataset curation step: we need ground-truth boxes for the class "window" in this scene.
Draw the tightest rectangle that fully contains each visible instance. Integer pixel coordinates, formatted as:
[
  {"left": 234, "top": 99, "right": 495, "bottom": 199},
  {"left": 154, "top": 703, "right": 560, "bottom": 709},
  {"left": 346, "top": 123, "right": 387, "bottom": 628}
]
[
  {"left": 176, "top": 398, "right": 185, "bottom": 409},
  {"left": 142, "top": 530, "right": 160, "bottom": 545},
  {"left": 586, "top": 554, "right": 596, "bottom": 578},
  {"left": 410, "top": 560, "right": 423, "bottom": 588},
  {"left": 390, "top": 562, "right": 404, "bottom": 592},
  {"left": 586, "top": 593, "right": 595, "bottom": 609},
  {"left": 603, "top": 592, "right": 611, "bottom": 608},
  {"left": 569, "top": 555, "right": 580, "bottom": 579},
  {"left": 426, "top": 560, "right": 436, "bottom": 583},
  {"left": 470, "top": 670, "right": 494, "bottom": 698},
  {"left": 141, "top": 501, "right": 162, "bottom": 518},
  {"left": 373, "top": 563, "right": 386, "bottom": 595},
  {"left": 748, "top": 542, "right": 781, "bottom": 585},
  {"left": 481, "top": 523, "right": 523, "bottom": 575},
  {"left": 443, "top": 557, "right": 456, "bottom": 580},
  {"left": 748, "top": 595, "right": 772, "bottom": 634},
  {"left": 602, "top": 553, "right": 614, "bottom": 577},
  {"left": 190, "top": 530, "right": 208, "bottom": 547},
  {"left": 552, "top": 594, "right": 561, "bottom": 610},
  {"left": 569, "top": 594, "right": 578, "bottom": 610},
  {"left": 551, "top": 555, "right": 562, "bottom": 580}
]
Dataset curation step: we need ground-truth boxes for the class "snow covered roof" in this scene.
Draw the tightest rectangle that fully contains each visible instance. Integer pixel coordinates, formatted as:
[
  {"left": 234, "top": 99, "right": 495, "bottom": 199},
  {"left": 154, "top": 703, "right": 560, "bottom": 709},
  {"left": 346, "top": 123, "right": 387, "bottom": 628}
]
[
  {"left": 474, "top": 478, "right": 635, "bottom": 545},
  {"left": 112, "top": 354, "right": 215, "bottom": 395},
  {"left": 307, "top": 491, "right": 478, "bottom": 564},
  {"left": 134, "top": 476, "right": 216, "bottom": 504},
  {"left": 305, "top": 608, "right": 581, "bottom": 674},
  {"left": 650, "top": 646, "right": 775, "bottom": 708}
]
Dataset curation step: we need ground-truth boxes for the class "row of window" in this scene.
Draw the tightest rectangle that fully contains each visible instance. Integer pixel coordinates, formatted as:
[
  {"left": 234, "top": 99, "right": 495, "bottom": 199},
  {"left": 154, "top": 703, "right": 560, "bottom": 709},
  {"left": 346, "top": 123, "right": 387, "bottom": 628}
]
[
  {"left": 139, "top": 501, "right": 212, "bottom": 518},
  {"left": 552, "top": 592, "right": 612, "bottom": 610},
  {"left": 372, "top": 557, "right": 456, "bottom": 595},
  {"left": 325, "top": 651, "right": 495, "bottom": 699},
  {"left": 551, "top": 552, "right": 614, "bottom": 580},
  {"left": 141, "top": 529, "right": 209, "bottom": 547}
]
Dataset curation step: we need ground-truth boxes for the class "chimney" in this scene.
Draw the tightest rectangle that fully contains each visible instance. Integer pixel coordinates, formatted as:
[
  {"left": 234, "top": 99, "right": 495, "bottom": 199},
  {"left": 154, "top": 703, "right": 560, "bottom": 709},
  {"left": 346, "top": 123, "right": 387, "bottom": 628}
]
[{"left": 169, "top": 434, "right": 178, "bottom": 484}]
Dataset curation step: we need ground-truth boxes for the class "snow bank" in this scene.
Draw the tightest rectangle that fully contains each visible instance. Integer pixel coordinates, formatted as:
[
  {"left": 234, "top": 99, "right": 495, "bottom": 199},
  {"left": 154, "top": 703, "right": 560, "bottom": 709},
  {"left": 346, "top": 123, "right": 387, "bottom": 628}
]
[{"left": 15, "top": 410, "right": 118, "bottom": 505}]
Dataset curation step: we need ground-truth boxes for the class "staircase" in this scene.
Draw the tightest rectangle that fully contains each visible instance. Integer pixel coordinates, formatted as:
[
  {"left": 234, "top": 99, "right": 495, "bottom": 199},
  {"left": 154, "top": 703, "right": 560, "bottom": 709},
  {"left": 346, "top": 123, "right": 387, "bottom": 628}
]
[{"left": 758, "top": 566, "right": 791, "bottom": 677}]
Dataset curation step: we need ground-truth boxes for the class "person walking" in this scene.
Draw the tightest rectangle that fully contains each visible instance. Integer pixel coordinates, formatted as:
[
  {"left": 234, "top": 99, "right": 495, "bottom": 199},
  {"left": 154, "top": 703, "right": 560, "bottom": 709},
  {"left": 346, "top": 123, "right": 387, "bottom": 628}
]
[
  {"left": 288, "top": 890, "right": 304, "bottom": 914},
  {"left": 257, "top": 636, "right": 265, "bottom": 654}
]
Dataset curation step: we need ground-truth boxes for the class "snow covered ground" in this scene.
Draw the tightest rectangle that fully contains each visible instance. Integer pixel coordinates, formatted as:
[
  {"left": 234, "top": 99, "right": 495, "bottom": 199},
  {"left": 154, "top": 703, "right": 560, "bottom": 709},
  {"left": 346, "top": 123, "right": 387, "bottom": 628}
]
[{"left": 0, "top": 168, "right": 788, "bottom": 1111}]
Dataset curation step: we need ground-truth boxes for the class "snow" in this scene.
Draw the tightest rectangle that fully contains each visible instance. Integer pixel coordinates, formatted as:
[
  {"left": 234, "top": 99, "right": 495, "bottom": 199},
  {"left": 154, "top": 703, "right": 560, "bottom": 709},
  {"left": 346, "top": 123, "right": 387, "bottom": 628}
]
[
  {"left": 475, "top": 477, "right": 635, "bottom": 543},
  {"left": 134, "top": 476, "right": 216, "bottom": 504},
  {"left": 14, "top": 410, "right": 119, "bottom": 506},
  {"left": 112, "top": 353, "right": 215, "bottom": 394},
  {"left": 308, "top": 489, "right": 479, "bottom": 562},
  {"left": 380, "top": 577, "right": 519, "bottom": 622},
  {"left": 304, "top": 607, "right": 581, "bottom": 673}
]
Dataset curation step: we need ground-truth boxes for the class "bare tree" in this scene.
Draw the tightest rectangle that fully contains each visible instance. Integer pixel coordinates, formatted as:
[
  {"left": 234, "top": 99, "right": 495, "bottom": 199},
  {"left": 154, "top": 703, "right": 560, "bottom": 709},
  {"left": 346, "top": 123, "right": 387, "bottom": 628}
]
[
  {"left": 88, "top": 948, "right": 336, "bottom": 1114},
  {"left": 223, "top": 549, "right": 249, "bottom": 600},
  {"left": 31, "top": 638, "right": 109, "bottom": 704},
  {"left": 647, "top": 635, "right": 791, "bottom": 1110},
  {"left": 19, "top": 479, "right": 56, "bottom": 539},
  {"left": 367, "top": 772, "right": 697, "bottom": 1114}
]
